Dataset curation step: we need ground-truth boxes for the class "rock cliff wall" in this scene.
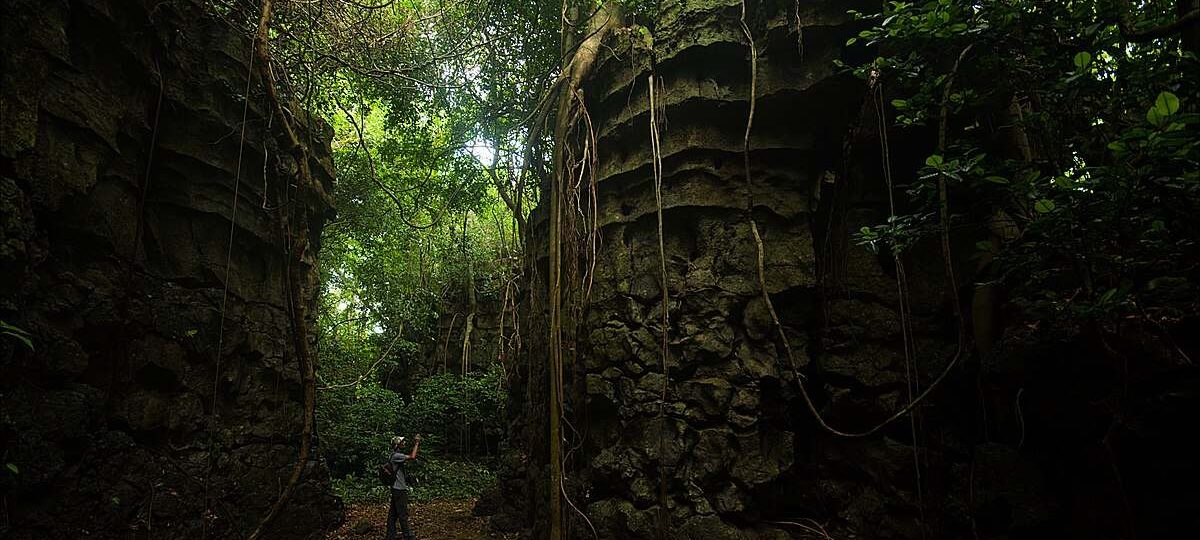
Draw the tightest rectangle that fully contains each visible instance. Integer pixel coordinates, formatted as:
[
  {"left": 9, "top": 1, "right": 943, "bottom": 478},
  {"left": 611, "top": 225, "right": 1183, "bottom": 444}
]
[
  {"left": 0, "top": 0, "right": 340, "bottom": 537},
  {"left": 493, "top": 1, "right": 1200, "bottom": 539},
  {"left": 418, "top": 295, "right": 514, "bottom": 380}
]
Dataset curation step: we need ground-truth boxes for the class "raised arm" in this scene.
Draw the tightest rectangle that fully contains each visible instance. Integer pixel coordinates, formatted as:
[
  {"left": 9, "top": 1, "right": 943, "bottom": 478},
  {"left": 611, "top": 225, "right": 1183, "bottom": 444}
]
[{"left": 408, "top": 434, "right": 421, "bottom": 460}]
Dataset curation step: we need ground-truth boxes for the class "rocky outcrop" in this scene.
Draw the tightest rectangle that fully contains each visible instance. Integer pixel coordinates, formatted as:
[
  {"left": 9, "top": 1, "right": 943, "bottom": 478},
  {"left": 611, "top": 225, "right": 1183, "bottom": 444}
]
[
  {"left": 493, "top": 0, "right": 1200, "bottom": 539},
  {"left": 563, "top": 1, "right": 898, "bottom": 536},
  {"left": 497, "top": 1, "right": 896, "bottom": 537},
  {"left": 0, "top": 0, "right": 340, "bottom": 537},
  {"left": 418, "top": 294, "right": 515, "bottom": 380}
]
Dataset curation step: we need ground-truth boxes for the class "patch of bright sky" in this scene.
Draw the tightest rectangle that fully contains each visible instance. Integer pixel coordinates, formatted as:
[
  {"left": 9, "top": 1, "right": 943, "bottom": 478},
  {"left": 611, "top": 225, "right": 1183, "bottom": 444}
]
[{"left": 466, "top": 137, "right": 496, "bottom": 164}]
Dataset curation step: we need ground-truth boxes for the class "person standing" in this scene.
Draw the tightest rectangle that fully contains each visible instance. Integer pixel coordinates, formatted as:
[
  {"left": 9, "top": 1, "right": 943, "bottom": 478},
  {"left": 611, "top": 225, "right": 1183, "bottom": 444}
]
[{"left": 385, "top": 433, "right": 421, "bottom": 540}]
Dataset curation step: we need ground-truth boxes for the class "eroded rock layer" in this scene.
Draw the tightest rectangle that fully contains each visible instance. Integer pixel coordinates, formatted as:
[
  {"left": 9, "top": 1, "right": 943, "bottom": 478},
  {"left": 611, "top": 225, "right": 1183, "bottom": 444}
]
[
  {"left": 0, "top": 1, "right": 340, "bottom": 537},
  {"left": 493, "top": 1, "right": 1199, "bottom": 538},
  {"left": 496, "top": 1, "right": 921, "bottom": 537},
  {"left": 567, "top": 2, "right": 880, "bottom": 537}
]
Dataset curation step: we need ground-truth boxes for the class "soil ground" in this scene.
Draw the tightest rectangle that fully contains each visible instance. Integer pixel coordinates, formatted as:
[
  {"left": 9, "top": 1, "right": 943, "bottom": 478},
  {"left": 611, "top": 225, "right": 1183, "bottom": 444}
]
[{"left": 327, "top": 499, "right": 514, "bottom": 540}]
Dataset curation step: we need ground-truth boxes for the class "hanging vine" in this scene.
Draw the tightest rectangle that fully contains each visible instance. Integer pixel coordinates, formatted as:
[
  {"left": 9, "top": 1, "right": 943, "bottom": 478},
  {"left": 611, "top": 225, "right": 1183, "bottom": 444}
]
[
  {"left": 647, "top": 71, "right": 672, "bottom": 538},
  {"left": 245, "top": 0, "right": 332, "bottom": 537},
  {"left": 545, "top": 4, "right": 619, "bottom": 538}
]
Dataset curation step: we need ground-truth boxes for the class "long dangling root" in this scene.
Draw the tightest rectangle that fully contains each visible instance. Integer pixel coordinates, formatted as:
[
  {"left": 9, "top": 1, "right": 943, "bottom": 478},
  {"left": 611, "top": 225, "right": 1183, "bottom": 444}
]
[
  {"left": 647, "top": 72, "right": 674, "bottom": 538},
  {"left": 547, "top": 7, "right": 619, "bottom": 538},
  {"left": 873, "top": 74, "right": 927, "bottom": 529}
]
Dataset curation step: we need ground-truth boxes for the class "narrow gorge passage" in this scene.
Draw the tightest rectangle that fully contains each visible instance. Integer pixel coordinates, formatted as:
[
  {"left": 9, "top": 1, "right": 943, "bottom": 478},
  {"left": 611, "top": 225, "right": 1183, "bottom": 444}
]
[{"left": 3, "top": 1, "right": 1198, "bottom": 539}]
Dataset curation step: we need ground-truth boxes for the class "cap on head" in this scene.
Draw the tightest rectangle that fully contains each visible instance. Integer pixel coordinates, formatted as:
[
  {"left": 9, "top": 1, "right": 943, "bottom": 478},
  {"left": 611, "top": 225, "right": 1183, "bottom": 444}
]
[{"left": 391, "top": 436, "right": 407, "bottom": 448}]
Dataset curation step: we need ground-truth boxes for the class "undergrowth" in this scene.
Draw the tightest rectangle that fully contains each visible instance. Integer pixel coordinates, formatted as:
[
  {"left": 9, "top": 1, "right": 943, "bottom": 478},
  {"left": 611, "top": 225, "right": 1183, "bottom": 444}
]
[{"left": 332, "top": 458, "right": 497, "bottom": 504}]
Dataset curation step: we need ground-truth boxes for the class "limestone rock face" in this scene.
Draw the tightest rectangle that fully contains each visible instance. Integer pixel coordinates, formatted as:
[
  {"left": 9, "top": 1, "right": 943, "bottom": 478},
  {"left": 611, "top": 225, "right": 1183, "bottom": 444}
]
[
  {"left": 490, "top": 1, "right": 1200, "bottom": 537},
  {"left": 0, "top": 0, "right": 340, "bottom": 537},
  {"left": 492, "top": 1, "right": 1153, "bottom": 538},
  {"left": 493, "top": 0, "right": 919, "bottom": 537},
  {"left": 416, "top": 294, "right": 516, "bottom": 383}
]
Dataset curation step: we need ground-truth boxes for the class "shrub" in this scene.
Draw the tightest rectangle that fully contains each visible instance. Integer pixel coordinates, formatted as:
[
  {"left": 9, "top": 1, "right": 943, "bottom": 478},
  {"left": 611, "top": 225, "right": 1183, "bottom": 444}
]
[
  {"left": 400, "top": 363, "right": 505, "bottom": 458},
  {"left": 320, "top": 364, "right": 506, "bottom": 504},
  {"left": 319, "top": 384, "right": 405, "bottom": 477},
  {"left": 406, "top": 457, "right": 497, "bottom": 502},
  {"left": 331, "top": 473, "right": 390, "bottom": 504}
]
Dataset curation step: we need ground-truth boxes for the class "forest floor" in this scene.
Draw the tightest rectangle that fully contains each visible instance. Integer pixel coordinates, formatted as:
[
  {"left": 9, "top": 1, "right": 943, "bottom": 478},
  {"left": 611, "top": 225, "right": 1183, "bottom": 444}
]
[{"left": 326, "top": 499, "right": 514, "bottom": 540}]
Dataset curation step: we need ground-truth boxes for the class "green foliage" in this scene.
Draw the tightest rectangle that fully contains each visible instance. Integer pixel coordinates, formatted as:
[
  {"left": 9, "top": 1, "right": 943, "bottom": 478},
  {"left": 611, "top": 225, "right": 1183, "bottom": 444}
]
[
  {"left": 251, "top": 0, "right": 557, "bottom": 506},
  {"left": 402, "top": 364, "right": 506, "bottom": 456},
  {"left": 318, "top": 363, "right": 505, "bottom": 502},
  {"left": 405, "top": 457, "right": 497, "bottom": 502},
  {"left": 331, "top": 457, "right": 496, "bottom": 503},
  {"left": 1147, "top": 91, "right": 1181, "bottom": 126},
  {"left": 614, "top": 0, "right": 658, "bottom": 25},
  {"left": 847, "top": 0, "right": 1200, "bottom": 331},
  {"left": 290, "top": 0, "right": 539, "bottom": 426},
  {"left": 331, "top": 473, "right": 391, "bottom": 505},
  {"left": 319, "top": 383, "right": 407, "bottom": 476},
  {"left": 857, "top": 214, "right": 936, "bottom": 256},
  {"left": 1, "top": 320, "right": 33, "bottom": 351}
]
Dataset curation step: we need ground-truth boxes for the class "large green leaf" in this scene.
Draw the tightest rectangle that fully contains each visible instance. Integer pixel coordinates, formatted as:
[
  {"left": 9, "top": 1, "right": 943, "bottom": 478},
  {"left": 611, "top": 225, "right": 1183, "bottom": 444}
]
[
  {"left": 1155, "top": 91, "right": 1181, "bottom": 116},
  {"left": 1148, "top": 92, "right": 1181, "bottom": 127},
  {"left": 1072, "top": 51, "right": 1092, "bottom": 71}
]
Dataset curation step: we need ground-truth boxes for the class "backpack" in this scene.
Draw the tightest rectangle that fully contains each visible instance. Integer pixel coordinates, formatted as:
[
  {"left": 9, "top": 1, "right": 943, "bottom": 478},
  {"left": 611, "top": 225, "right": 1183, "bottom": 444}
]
[{"left": 377, "top": 461, "right": 395, "bottom": 487}]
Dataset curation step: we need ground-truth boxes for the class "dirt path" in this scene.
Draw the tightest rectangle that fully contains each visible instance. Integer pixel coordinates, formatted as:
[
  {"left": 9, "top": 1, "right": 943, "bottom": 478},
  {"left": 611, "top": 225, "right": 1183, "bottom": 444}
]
[{"left": 327, "top": 499, "right": 513, "bottom": 540}]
